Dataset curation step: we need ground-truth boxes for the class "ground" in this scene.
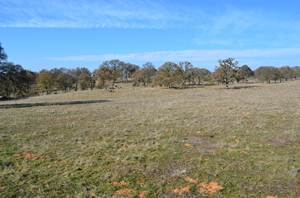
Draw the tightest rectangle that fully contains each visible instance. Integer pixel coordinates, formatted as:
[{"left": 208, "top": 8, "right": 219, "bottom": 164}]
[{"left": 0, "top": 81, "right": 300, "bottom": 197}]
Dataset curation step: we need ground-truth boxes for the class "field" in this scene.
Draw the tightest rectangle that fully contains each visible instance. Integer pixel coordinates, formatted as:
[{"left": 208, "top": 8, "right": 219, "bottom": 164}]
[{"left": 1, "top": 81, "right": 300, "bottom": 197}]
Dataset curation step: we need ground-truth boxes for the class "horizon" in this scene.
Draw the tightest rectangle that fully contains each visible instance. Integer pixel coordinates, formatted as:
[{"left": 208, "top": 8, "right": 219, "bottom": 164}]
[{"left": 1, "top": 0, "right": 300, "bottom": 71}]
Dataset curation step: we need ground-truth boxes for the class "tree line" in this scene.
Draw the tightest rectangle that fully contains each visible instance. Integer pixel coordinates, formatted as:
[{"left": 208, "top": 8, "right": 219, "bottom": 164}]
[{"left": 1, "top": 43, "right": 300, "bottom": 99}]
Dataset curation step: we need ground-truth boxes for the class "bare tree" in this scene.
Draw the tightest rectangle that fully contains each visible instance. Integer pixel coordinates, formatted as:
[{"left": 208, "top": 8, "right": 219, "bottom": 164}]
[{"left": 215, "top": 58, "right": 238, "bottom": 88}]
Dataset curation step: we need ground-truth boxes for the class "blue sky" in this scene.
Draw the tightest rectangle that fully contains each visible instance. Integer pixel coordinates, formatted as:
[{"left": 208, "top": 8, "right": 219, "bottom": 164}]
[{"left": 1, "top": 0, "right": 300, "bottom": 71}]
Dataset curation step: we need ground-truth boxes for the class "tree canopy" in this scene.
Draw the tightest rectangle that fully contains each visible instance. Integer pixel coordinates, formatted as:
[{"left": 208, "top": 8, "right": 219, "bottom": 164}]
[
  {"left": 154, "top": 62, "right": 185, "bottom": 88},
  {"left": 215, "top": 58, "right": 239, "bottom": 88},
  {"left": 0, "top": 43, "right": 8, "bottom": 63},
  {"left": 0, "top": 63, "right": 35, "bottom": 98},
  {"left": 1, "top": 40, "right": 300, "bottom": 99}
]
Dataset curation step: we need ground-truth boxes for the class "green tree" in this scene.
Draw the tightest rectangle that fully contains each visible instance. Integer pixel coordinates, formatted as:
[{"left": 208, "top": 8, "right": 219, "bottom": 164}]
[
  {"left": 255, "top": 66, "right": 279, "bottom": 83},
  {"left": 0, "top": 63, "right": 35, "bottom": 98},
  {"left": 55, "top": 70, "right": 76, "bottom": 92},
  {"left": 0, "top": 44, "right": 35, "bottom": 98},
  {"left": 238, "top": 65, "right": 254, "bottom": 82}
]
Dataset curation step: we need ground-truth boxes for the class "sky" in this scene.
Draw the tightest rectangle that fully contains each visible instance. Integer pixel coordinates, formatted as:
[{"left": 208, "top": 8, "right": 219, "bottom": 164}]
[{"left": 1, "top": 0, "right": 300, "bottom": 71}]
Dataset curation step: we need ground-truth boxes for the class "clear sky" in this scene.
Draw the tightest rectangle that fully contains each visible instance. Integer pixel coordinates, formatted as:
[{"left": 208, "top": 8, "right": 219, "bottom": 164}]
[{"left": 1, "top": 0, "right": 300, "bottom": 71}]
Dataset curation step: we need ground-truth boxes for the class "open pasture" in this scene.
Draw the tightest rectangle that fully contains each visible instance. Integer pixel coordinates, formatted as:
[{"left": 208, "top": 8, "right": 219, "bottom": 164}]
[{"left": 1, "top": 82, "right": 300, "bottom": 197}]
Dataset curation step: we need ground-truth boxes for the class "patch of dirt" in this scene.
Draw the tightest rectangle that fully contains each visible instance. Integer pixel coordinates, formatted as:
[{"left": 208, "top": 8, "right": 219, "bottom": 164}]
[
  {"left": 139, "top": 191, "right": 147, "bottom": 198},
  {"left": 184, "top": 176, "right": 198, "bottom": 184},
  {"left": 182, "top": 136, "right": 225, "bottom": 154},
  {"left": 112, "top": 181, "right": 129, "bottom": 187},
  {"left": 171, "top": 185, "right": 190, "bottom": 195},
  {"left": 170, "top": 167, "right": 187, "bottom": 178},
  {"left": 146, "top": 161, "right": 192, "bottom": 181},
  {"left": 267, "top": 136, "right": 297, "bottom": 147},
  {"left": 113, "top": 188, "right": 135, "bottom": 196},
  {"left": 288, "top": 179, "right": 300, "bottom": 196},
  {"left": 15, "top": 152, "right": 43, "bottom": 160},
  {"left": 199, "top": 182, "right": 223, "bottom": 193}
]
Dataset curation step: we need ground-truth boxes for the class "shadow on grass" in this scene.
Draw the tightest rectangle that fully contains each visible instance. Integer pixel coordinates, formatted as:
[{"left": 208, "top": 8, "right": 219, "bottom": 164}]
[
  {"left": 230, "top": 85, "right": 261, "bottom": 89},
  {"left": 218, "top": 85, "right": 261, "bottom": 90},
  {"left": 0, "top": 100, "right": 110, "bottom": 109}
]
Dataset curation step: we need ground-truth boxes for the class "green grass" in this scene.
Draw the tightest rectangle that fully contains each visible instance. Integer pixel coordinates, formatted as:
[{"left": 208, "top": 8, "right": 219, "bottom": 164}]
[{"left": 1, "top": 82, "right": 300, "bottom": 197}]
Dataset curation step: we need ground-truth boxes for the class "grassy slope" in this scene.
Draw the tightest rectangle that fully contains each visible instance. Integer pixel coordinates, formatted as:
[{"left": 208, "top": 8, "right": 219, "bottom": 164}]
[{"left": 0, "top": 82, "right": 300, "bottom": 197}]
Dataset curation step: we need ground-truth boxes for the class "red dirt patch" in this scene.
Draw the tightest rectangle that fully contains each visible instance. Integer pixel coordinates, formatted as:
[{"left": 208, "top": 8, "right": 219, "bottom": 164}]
[
  {"left": 112, "top": 181, "right": 129, "bottom": 187},
  {"left": 184, "top": 176, "right": 198, "bottom": 184},
  {"left": 172, "top": 185, "right": 190, "bottom": 195},
  {"left": 139, "top": 191, "right": 147, "bottom": 198},
  {"left": 199, "top": 182, "right": 223, "bottom": 193},
  {"left": 114, "top": 188, "right": 135, "bottom": 196},
  {"left": 15, "top": 152, "right": 42, "bottom": 160}
]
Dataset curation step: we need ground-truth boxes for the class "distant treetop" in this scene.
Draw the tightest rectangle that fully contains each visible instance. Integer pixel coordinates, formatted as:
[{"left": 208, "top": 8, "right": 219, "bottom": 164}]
[{"left": 0, "top": 43, "right": 8, "bottom": 63}]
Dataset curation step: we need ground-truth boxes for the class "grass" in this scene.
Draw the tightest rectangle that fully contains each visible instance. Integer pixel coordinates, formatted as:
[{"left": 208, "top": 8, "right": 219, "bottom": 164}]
[{"left": 1, "top": 81, "right": 300, "bottom": 197}]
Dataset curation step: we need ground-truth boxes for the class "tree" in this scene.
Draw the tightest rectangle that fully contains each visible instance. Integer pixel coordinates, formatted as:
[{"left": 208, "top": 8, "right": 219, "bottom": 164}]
[
  {"left": 94, "top": 65, "right": 114, "bottom": 88},
  {"left": 237, "top": 65, "right": 254, "bottom": 82},
  {"left": 255, "top": 66, "right": 279, "bottom": 83},
  {"left": 279, "top": 66, "right": 294, "bottom": 81},
  {"left": 71, "top": 67, "right": 93, "bottom": 90},
  {"left": 37, "top": 70, "right": 55, "bottom": 94},
  {"left": 101, "top": 59, "right": 124, "bottom": 84},
  {"left": 292, "top": 66, "right": 300, "bottom": 79},
  {"left": 272, "top": 68, "right": 281, "bottom": 83},
  {"left": 78, "top": 68, "right": 92, "bottom": 90},
  {"left": 0, "top": 63, "right": 35, "bottom": 98},
  {"left": 94, "top": 60, "right": 136, "bottom": 88},
  {"left": 179, "top": 61, "right": 194, "bottom": 85},
  {"left": 215, "top": 58, "right": 238, "bottom": 88},
  {"left": 154, "top": 62, "right": 185, "bottom": 88},
  {"left": 52, "top": 68, "right": 76, "bottom": 92},
  {"left": 192, "top": 68, "right": 211, "bottom": 85},
  {"left": 0, "top": 44, "right": 35, "bottom": 98},
  {"left": 132, "top": 62, "right": 157, "bottom": 86},
  {"left": 120, "top": 63, "right": 140, "bottom": 82},
  {"left": 142, "top": 62, "right": 157, "bottom": 86},
  {"left": 0, "top": 43, "right": 8, "bottom": 63}
]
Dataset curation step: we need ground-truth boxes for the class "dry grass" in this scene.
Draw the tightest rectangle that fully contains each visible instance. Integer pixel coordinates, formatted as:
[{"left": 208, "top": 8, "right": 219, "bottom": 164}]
[{"left": 1, "top": 81, "right": 300, "bottom": 197}]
